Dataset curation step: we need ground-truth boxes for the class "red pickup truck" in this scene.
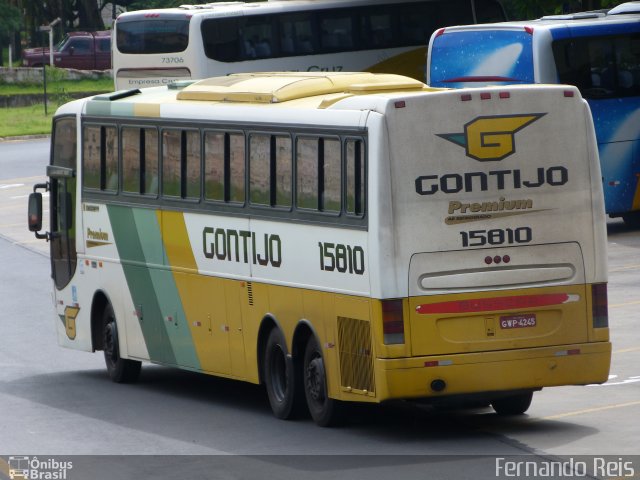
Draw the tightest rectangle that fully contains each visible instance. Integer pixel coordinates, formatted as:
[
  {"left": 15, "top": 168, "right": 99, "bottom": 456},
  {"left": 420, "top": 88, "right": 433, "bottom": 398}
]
[{"left": 23, "top": 31, "right": 111, "bottom": 70}]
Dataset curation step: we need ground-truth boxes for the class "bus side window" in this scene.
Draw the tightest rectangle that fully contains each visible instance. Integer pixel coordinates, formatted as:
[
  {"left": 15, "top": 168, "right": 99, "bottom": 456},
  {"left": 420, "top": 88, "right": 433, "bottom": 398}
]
[
  {"left": 83, "top": 125, "right": 117, "bottom": 192},
  {"left": 346, "top": 138, "right": 365, "bottom": 217},
  {"left": 162, "top": 129, "right": 200, "bottom": 200},
  {"left": 398, "top": 2, "right": 435, "bottom": 45},
  {"left": 296, "top": 136, "right": 341, "bottom": 213},
  {"left": 319, "top": 10, "right": 355, "bottom": 51},
  {"left": 279, "top": 13, "right": 314, "bottom": 55},
  {"left": 122, "top": 127, "right": 141, "bottom": 194},
  {"left": 122, "top": 127, "right": 158, "bottom": 196},
  {"left": 296, "top": 137, "right": 319, "bottom": 210},
  {"left": 361, "top": 6, "right": 396, "bottom": 49},
  {"left": 553, "top": 39, "right": 592, "bottom": 95},
  {"left": 204, "top": 131, "right": 225, "bottom": 201},
  {"left": 250, "top": 134, "right": 271, "bottom": 206},
  {"left": 322, "top": 138, "right": 341, "bottom": 213},
  {"left": 202, "top": 17, "right": 240, "bottom": 62},
  {"left": 204, "top": 131, "right": 246, "bottom": 204},
  {"left": 250, "top": 133, "right": 292, "bottom": 208},
  {"left": 83, "top": 125, "right": 102, "bottom": 190}
]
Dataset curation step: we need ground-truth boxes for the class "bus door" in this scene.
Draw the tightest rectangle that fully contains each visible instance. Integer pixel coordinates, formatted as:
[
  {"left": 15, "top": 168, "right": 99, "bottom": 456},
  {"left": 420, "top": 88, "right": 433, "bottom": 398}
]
[{"left": 49, "top": 117, "right": 78, "bottom": 291}]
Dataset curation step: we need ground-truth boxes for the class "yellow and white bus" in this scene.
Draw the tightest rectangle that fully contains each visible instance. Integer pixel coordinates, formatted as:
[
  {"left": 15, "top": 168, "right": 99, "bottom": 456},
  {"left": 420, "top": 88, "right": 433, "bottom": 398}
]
[
  {"left": 112, "top": 0, "right": 507, "bottom": 90},
  {"left": 29, "top": 72, "right": 611, "bottom": 426}
]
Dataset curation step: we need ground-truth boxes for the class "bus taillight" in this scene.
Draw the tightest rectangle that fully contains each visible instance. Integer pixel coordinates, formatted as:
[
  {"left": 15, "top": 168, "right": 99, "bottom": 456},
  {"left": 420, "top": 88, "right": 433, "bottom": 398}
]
[
  {"left": 592, "top": 283, "right": 608, "bottom": 328},
  {"left": 382, "top": 299, "right": 404, "bottom": 345}
]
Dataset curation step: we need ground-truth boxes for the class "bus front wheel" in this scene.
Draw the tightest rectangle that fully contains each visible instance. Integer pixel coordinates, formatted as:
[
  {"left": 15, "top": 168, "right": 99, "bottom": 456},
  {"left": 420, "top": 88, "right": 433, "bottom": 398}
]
[
  {"left": 303, "top": 335, "right": 343, "bottom": 427},
  {"left": 491, "top": 391, "right": 533, "bottom": 415},
  {"left": 103, "top": 303, "right": 141, "bottom": 383}
]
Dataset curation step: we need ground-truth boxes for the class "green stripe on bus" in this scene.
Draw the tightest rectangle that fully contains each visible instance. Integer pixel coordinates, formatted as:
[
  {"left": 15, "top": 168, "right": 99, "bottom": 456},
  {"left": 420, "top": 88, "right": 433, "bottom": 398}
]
[
  {"left": 86, "top": 100, "right": 136, "bottom": 117},
  {"left": 107, "top": 205, "right": 177, "bottom": 366},
  {"left": 132, "top": 209, "right": 201, "bottom": 370}
]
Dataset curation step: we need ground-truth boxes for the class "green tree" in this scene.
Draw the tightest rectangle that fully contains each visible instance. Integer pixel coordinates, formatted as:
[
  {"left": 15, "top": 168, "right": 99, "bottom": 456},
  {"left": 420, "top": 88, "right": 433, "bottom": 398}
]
[
  {"left": 127, "top": 0, "right": 184, "bottom": 9},
  {"left": 0, "top": 0, "right": 21, "bottom": 66},
  {"left": 502, "top": 0, "right": 626, "bottom": 19}
]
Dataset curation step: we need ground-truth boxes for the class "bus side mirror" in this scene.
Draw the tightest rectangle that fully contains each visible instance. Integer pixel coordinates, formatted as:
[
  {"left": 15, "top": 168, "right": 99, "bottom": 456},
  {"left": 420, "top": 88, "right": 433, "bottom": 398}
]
[
  {"left": 28, "top": 183, "right": 49, "bottom": 240},
  {"left": 28, "top": 192, "right": 43, "bottom": 232}
]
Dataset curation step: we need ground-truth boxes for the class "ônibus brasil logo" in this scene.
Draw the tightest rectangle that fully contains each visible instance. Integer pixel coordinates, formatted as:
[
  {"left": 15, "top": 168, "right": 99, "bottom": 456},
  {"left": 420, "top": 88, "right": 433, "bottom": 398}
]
[
  {"left": 437, "top": 114, "right": 546, "bottom": 162},
  {"left": 8, "top": 456, "right": 73, "bottom": 480}
]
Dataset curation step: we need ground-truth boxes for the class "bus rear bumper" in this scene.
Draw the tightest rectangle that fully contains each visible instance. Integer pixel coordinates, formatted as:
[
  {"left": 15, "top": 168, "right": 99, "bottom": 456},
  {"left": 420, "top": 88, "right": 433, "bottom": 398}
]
[{"left": 375, "top": 341, "right": 611, "bottom": 401}]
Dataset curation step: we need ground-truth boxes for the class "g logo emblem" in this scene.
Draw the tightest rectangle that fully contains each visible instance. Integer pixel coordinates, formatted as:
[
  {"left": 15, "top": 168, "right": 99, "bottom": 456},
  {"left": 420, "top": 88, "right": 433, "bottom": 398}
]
[{"left": 438, "top": 114, "right": 545, "bottom": 161}]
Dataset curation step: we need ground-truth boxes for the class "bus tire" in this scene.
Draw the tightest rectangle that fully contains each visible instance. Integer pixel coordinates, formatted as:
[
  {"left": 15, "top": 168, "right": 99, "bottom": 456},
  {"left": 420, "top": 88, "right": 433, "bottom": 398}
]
[
  {"left": 303, "top": 335, "right": 343, "bottom": 427},
  {"left": 491, "top": 391, "right": 533, "bottom": 415},
  {"left": 264, "top": 328, "right": 300, "bottom": 420},
  {"left": 103, "top": 303, "right": 141, "bottom": 384}
]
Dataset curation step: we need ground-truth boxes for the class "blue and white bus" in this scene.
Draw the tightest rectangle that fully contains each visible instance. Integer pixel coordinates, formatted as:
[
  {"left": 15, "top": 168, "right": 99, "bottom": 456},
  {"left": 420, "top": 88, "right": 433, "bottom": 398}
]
[{"left": 427, "top": 4, "right": 640, "bottom": 225}]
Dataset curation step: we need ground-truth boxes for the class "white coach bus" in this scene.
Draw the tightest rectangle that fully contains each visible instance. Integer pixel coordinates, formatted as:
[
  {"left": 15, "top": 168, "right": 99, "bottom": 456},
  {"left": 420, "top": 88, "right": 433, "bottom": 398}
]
[
  {"left": 112, "top": 0, "right": 507, "bottom": 89},
  {"left": 29, "top": 72, "right": 610, "bottom": 426}
]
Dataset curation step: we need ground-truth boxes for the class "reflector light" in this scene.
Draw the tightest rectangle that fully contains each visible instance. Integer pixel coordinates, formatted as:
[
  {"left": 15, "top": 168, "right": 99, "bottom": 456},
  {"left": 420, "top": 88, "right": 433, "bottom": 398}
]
[
  {"left": 564, "top": 90, "right": 575, "bottom": 97},
  {"left": 416, "top": 293, "right": 579, "bottom": 315},
  {"left": 503, "top": 255, "right": 511, "bottom": 264},
  {"left": 555, "top": 349, "right": 581, "bottom": 356},
  {"left": 424, "top": 360, "right": 453, "bottom": 367},
  {"left": 461, "top": 94, "right": 472, "bottom": 101},
  {"left": 480, "top": 92, "right": 491, "bottom": 100},
  {"left": 485, "top": 256, "right": 493, "bottom": 265},
  {"left": 493, "top": 256, "right": 502, "bottom": 264},
  {"left": 592, "top": 283, "right": 608, "bottom": 328},
  {"left": 382, "top": 299, "right": 405, "bottom": 344},
  {"left": 499, "top": 92, "right": 511, "bottom": 99},
  {"left": 394, "top": 100, "right": 406, "bottom": 109}
]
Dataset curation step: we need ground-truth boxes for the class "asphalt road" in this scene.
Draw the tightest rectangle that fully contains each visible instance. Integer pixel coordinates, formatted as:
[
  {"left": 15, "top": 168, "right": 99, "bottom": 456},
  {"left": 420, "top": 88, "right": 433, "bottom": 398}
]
[{"left": 0, "top": 139, "right": 638, "bottom": 479}]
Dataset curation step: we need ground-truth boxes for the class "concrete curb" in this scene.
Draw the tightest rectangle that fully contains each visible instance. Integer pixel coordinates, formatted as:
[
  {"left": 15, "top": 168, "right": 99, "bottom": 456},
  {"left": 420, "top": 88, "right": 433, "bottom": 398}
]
[{"left": 0, "top": 134, "right": 51, "bottom": 142}]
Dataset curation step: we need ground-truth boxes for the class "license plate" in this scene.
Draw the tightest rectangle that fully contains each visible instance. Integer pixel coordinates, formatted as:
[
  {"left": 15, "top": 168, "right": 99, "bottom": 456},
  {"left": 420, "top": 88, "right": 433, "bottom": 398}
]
[{"left": 499, "top": 314, "right": 537, "bottom": 329}]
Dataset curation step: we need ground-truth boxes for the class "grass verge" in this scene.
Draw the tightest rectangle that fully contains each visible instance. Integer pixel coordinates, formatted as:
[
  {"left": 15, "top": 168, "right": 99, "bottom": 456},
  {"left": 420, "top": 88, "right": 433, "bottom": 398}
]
[
  {"left": 0, "top": 77, "right": 113, "bottom": 95},
  {"left": 0, "top": 104, "right": 57, "bottom": 137}
]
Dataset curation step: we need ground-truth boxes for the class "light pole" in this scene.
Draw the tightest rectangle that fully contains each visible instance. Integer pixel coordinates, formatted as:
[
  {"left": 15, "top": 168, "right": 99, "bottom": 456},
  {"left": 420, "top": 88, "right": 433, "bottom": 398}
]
[
  {"left": 37, "top": 18, "right": 61, "bottom": 116},
  {"left": 36, "top": 25, "right": 51, "bottom": 116},
  {"left": 48, "top": 18, "right": 61, "bottom": 67}
]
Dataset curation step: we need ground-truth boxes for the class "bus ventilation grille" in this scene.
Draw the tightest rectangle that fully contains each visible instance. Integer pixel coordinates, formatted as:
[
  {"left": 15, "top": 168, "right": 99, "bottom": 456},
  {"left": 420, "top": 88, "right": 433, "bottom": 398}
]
[
  {"left": 246, "top": 282, "right": 254, "bottom": 306},
  {"left": 337, "top": 317, "right": 375, "bottom": 394}
]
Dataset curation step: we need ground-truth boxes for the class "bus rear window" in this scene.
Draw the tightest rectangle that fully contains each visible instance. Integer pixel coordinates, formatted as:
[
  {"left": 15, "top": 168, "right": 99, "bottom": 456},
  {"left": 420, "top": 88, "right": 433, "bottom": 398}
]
[
  {"left": 116, "top": 19, "right": 190, "bottom": 54},
  {"left": 429, "top": 30, "right": 534, "bottom": 87}
]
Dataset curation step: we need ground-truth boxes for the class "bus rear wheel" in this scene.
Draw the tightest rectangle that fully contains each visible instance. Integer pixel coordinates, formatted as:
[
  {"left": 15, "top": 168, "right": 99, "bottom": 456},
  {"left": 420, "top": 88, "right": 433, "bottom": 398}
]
[
  {"left": 263, "top": 328, "right": 301, "bottom": 419},
  {"left": 491, "top": 391, "right": 533, "bottom": 415},
  {"left": 303, "top": 335, "right": 343, "bottom": 427},
  {"left": 103, "top": 303, "right": 141, "bottom": 383}
]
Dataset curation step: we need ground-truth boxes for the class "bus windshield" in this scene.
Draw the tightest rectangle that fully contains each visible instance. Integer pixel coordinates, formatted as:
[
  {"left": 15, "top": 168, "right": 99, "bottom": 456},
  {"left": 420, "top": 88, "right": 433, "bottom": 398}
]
[{"left": 116, "top": 18, "right": 190, "bottom": 54}]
